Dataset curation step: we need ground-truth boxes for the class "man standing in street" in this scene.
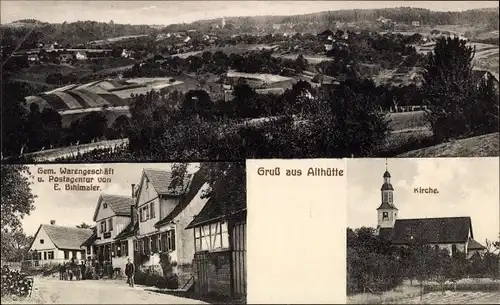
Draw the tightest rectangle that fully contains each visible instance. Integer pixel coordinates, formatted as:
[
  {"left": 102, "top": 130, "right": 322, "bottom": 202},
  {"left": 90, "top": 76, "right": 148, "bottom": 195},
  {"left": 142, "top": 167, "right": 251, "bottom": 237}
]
[{"left": 125, "top": 258, "right": 135, "bottom": 287}]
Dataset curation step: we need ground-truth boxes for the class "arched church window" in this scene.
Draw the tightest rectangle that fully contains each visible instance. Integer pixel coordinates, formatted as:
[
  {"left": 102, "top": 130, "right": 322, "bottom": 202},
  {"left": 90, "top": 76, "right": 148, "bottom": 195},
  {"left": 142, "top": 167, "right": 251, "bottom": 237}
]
[{"left": 382, "top": 212, "right": 388, "bottom": 220}]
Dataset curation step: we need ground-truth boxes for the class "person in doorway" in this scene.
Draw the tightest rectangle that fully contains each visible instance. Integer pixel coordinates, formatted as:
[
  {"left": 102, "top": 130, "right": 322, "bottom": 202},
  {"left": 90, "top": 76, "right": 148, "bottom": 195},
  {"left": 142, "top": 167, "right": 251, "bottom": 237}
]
[{"left": 125, "top": 258, "right": 135, "bottom": 287}]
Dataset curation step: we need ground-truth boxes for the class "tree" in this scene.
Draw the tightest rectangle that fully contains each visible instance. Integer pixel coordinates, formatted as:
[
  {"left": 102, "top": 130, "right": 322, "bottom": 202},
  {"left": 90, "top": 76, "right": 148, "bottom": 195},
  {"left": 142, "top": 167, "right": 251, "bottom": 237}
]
[
  {"left": 76, "top": 223, "right": 94, "bottom": 229},
  {"left": 182, "top": 90, "right": 215, "bottom": 119},
  {"left": 422, "top": 37, "right": 476, "bottom": 141},
  {"left": 1, "top": 78, "right": 30, "bottom": 157},
  {"left": 168, "top": 162, "right": 246, "bottom": 227},
  {"left": 1, "top": 229, "right": 34, "bottom": 262},
  {"left": 1, "top": 165, "right": 36, "bottom": 232}
]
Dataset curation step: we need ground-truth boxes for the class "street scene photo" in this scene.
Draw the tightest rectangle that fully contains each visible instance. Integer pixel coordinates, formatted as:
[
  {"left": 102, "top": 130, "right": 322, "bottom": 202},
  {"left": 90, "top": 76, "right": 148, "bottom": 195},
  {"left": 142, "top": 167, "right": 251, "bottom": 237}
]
[
  {"left": 346, "top": 158, "right": 500, "bottom": 304},
  {"left": 1, "top": 162, "right": 246, "bottom": 304},
  {"left": 1, "top": 1, "right": 499, "bottom": 162}
]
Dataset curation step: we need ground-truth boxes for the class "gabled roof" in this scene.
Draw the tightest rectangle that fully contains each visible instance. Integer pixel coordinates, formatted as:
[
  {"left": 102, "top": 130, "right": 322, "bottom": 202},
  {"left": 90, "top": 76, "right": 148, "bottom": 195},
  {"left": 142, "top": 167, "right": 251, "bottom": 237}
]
[
  {"left": 92, "top": 194, "right": 133, "bottom": 221},
  {"left": 32, "top": 225, "right": 93, "bottom": 251},
  {"left": 186, "top": 198, "right": 246, "bottom": 229},
  {"left": 154, "top": 168, "right": 205, "bottom": 228},
  {"left": 467, "top": 238, "right": 486, "bottom": 250},
  {"left": 81, "top": 228, "right": 97, "bottom": 246},
  {"left": 114, "top": 222, "right": 139, "bottom": 240},
  {"left": 390, "top": 216, "right": 473, "bottom": 244},
  {"left": 141, "top": 168, "right": 192, "bottom": 196}
]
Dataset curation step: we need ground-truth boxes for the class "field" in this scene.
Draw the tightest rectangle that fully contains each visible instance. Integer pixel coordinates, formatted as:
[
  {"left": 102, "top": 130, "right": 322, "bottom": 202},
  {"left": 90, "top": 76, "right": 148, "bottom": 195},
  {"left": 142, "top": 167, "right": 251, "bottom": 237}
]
[
  {"left": 348, "top": 278, "right": 500, "bottom": 304},
  {"left": 227, "top": 70, "right": 293, "bottom": 83},
  {"left": 387, "top": 111, "right": 428, "bottom": 132}
]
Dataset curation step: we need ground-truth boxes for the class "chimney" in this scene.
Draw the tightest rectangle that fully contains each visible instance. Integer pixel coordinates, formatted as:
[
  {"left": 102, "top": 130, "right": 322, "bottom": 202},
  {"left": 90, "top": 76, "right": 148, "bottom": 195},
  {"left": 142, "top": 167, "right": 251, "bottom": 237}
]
[
  {"left": 131, "top": 184, "right": 136, "bottom": 198},
  {"left": 131, "top": 205, "right": 138, "bottom": 225},
  {"left": 50, "top": 220, "right": 56, "bottom": 225}
]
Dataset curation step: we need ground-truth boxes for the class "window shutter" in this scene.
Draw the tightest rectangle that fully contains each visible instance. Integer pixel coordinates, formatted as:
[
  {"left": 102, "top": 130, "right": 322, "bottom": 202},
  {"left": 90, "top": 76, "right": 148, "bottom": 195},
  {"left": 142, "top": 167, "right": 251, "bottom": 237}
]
[{"left": 171, "top": 230, "right": 176, "bottom": 251}]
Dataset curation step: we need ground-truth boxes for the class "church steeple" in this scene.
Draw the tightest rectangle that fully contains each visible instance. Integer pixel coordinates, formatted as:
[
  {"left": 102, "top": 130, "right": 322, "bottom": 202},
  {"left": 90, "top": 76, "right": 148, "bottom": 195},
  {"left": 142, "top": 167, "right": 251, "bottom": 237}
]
[{"left": 377, "top": 159, "right": 398, "bottom": 229}]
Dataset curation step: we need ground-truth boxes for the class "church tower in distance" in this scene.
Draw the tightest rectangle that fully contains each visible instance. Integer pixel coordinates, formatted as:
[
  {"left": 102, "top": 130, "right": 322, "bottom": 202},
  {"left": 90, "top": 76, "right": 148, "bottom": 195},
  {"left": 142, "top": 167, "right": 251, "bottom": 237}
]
[{"left": 377, "top": 161, "right": 398, "bottom": 231}]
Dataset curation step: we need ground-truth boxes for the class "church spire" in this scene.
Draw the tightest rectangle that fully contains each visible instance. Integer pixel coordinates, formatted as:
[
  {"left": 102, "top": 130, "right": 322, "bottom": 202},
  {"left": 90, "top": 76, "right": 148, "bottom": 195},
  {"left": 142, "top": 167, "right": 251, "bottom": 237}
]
[{"left": 377, "top": 160, "right": 398, "bottom": 229}]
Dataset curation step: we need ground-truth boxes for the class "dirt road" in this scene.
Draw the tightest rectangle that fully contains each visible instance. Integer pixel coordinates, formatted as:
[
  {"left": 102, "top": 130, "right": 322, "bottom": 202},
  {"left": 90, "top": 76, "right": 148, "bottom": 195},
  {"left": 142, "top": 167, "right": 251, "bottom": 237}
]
[{"left": 2, "top": 277, "right": 207, "bottom": 304}]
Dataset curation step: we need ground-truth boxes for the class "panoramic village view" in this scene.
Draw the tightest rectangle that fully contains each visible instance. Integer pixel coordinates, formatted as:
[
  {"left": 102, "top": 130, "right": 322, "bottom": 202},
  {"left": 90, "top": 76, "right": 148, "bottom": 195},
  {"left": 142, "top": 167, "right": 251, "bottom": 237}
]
[
  {"left": 1, "top": 162, "right": 246, "bottom": 304},
  {"left": 346, "top": 159, "right": 500, "bottom": 304},
  {"left": 1, "top": 1, "right": 499, "bottom": 162}
]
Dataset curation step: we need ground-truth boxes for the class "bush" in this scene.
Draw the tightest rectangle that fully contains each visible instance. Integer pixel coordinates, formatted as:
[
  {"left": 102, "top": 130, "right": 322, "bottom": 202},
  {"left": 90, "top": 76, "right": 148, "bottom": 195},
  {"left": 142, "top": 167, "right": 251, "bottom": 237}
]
[{"left": 0, "top": 266, "right": 33, "bottom": 297}]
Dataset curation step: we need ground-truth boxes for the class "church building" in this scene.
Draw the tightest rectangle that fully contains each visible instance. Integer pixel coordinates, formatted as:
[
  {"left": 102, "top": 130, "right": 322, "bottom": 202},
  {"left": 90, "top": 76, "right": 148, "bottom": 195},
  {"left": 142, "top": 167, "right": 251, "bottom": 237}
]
[{"left": 375, "top": 166, "right": 486, "bottom": 258}]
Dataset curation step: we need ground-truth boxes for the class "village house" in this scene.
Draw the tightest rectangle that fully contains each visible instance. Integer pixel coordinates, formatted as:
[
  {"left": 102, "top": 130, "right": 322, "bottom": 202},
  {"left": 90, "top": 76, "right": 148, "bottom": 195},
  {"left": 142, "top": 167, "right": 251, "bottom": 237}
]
[
  {"left": 472, "top": 68, "right": 500, "bottom": 92},
  {"left": 28, "top": 221, "right": 93, "bottom": 266},
  {"left": 91, "top": 194, "right": 134, "bottom": 270},
  {"left": 376, "top": 168, "right": 486, "bottom": 258},
  {"left": 75, "top": 51, "right": 87, "bottom": 60},
  {"left": 132, "top": 168, "right": 208, "bottom": 287},
  {"left": 187, "top": 179, "right": 247, "bottom": 299}
]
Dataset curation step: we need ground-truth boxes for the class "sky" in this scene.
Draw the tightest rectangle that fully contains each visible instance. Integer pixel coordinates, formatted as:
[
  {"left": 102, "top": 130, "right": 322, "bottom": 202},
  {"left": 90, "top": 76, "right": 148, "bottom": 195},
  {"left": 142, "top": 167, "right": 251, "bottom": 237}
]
[
  {"left": 1, "top": 1, "right": 499, "bottom": 25},
  {"left": 347, "top": 158, "right": 500, "bottom": 245},
  {"left": 21, "top": 163, "right": 199, "bottom": 236}
]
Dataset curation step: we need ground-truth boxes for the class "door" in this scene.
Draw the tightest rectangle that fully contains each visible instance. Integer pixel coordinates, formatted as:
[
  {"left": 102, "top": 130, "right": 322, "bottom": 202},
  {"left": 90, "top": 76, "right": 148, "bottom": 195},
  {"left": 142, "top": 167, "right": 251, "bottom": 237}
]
[
  {"left": 231, "top": 220, "right": 246, "bottom": 298},
  {"left": 194, "top": 251, "right": 209, "bottom": 296}
]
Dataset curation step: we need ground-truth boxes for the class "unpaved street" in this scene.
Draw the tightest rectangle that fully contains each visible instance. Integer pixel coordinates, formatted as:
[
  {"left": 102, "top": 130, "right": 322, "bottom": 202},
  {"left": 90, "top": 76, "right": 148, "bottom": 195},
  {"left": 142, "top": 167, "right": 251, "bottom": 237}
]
[{"left": 2, "top": 277, "right": 207, "bottom": 304}]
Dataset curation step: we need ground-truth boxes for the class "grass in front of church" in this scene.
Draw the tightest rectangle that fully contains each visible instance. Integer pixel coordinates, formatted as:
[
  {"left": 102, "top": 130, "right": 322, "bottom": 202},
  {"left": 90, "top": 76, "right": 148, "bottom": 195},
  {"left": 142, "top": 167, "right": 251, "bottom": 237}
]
[{"left": 347, "top": 278, "right": 500, "bottom": 304}]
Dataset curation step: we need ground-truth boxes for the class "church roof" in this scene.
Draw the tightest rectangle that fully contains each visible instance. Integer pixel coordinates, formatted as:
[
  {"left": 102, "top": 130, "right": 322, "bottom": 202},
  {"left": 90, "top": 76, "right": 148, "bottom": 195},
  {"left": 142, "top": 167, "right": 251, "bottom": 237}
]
[
  {"left": 377, "top": 202, "right": 397, "bottom": 210},
  {"left": 381, "top": 216, "right": 473, "bottom": 244},
  {"left": 383, "top": 171, "right": 391, "bottom": 178},
  {"left": 381, "top": 182, "right": 394, "bottom": 191}
]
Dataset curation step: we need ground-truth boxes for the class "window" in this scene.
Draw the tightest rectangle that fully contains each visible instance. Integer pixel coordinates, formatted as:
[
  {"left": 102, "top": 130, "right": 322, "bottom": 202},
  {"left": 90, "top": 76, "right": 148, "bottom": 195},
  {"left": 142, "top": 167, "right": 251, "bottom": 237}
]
[
  {"left": 151, "top": 235, "right": 158, "bottom": 253},
  {"left": 72, "top": 251, "right": 77, "bottom": 258},
  {"left": 434, "top": 245, "right": 439, "bottom": 252},
  {"left": 48, "top": 251, "right": 54, "bottom": 260},
  {"left": 123, "top": 242, "right": 129, "bottom": 257},
  {"left": 40, "top": 239, "right": 44, "bottom": 244},
  {"left": 143, "top": 237, "right": 151, "bottom": 255},
  {"left": 133, "top": 240, "right": 138, "bottom": 252},
  {"left": 452, "top": 244, "right": 457, "bottom": 256},
  {"left": 64, "top": 251, "right": 69, "bottom": 259},
  {"left": 382, "top": 212, "right": 388, "bottom": 220},
  {"left": 388, "top": 192, "right": 393, "bottom": 203},
  {"left": 194, "top": 222, "right": 228, "bottom": 252},
  {"left": 150, "top": 202, "right": 155, "bottom": 219},
  {"left": 103, "top": 202, "right": 108, "bottom": 209},
  {"left": 43, "top": 252, "right": 47, "bottom": 260},
  {"left": 160, "top": 230, "right": 175, "bottom": 252},
  {"left": 116, "top": 244, "right": 121, "bottom": 257},
  {"left": 100, "top": 221, "right": 106, "bottom": 233},
  {"left": 108, "top": 218, "right": 113, "bottom": 231},
  {"left": 140, "top": 205, "right": 150, "bottom": 222}
]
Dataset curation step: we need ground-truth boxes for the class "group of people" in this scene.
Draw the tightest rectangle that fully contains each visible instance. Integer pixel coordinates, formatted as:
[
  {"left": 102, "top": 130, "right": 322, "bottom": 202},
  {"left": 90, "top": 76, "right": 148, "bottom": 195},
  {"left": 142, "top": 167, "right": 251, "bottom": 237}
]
[
  {"left": 58, "top": 260, "right": 85, "bottom": 281},
  {"left": 57, "top": 257, "right": 135, "bottom": 288}
]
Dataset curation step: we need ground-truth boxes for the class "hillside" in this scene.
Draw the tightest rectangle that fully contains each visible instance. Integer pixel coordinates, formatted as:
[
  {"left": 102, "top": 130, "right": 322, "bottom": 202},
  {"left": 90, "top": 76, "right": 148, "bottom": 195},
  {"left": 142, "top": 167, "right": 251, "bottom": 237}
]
[
  {"left": 398, "top": 132, "right": 500, "bottom": 157},
  {"left": 170, "top": 7, "right": 499, "bottom": 33}
]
